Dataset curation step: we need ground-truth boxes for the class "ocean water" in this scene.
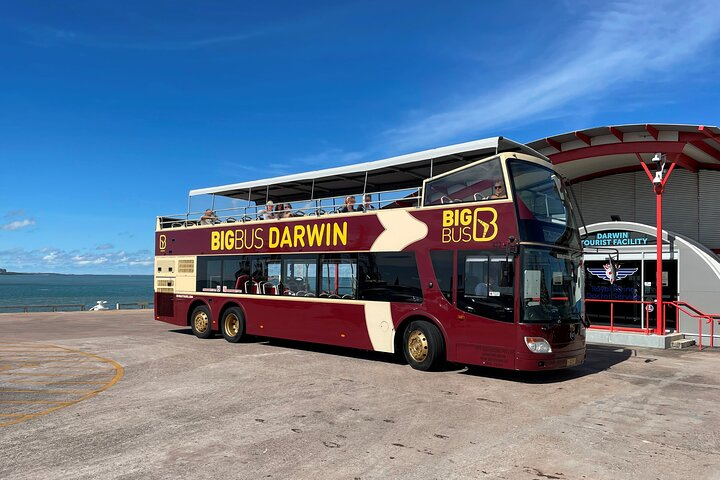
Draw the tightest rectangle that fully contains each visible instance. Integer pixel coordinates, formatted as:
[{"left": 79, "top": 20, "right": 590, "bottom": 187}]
[{"left": 0, "top": 274, "right": 153, "bottom": 312}]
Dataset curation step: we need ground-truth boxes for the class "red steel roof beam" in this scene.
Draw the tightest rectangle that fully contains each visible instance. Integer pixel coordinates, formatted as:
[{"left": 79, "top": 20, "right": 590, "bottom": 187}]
[
  {"left": 645, "top": 124, "right": 659, "bottom": 140},
  {"left": 689, "top": 140, "right": 720, "bottom": 162},
  {"left": 609, "top": 127, "right": 624, "bottom": 142},
  {"left": 670, "top": 152, "right": 699, "bottom": 173},
  {"left": 574, "top": 131, "right": 592, "bottom": 145},
  {"left": 545, "top": 138, "right": 562, "bottom": 151},
  {"left": 551, "top": 141, "right": 685, "bottom": 164},
  {"left": 699, "top": 126, "right": 720, "bottom": 147}
]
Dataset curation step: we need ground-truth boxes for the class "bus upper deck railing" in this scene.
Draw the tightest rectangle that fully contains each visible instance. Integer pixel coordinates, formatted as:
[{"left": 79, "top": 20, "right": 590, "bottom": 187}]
[{"left": 158, "top": 187, "right": 422, "bottom": 230}]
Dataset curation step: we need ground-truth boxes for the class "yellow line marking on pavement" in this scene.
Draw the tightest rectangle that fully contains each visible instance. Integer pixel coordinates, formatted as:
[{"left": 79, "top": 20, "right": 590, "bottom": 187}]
[
  {"left": 0, "top": 344, "right": 124, "bottom": 428},
  {"left": 0, "top": 413, "right": 25, "bottom": 417}
]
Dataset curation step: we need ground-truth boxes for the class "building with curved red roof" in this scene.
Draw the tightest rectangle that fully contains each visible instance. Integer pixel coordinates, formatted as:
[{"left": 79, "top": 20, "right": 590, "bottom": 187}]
[{"left": 527, "top": 124, "right": 720, "bottom": 345}]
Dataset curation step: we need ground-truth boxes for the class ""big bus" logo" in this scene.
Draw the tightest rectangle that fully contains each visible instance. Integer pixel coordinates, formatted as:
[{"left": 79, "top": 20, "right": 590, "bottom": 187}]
[{"left": 441, "top": 207, "right": 498, "bottom": 244}]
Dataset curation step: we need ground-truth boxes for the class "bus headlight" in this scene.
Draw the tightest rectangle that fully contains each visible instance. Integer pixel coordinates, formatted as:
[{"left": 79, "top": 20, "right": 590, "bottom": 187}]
[{"left": 524, "top": 337, "right": 552, "bottom": 354}]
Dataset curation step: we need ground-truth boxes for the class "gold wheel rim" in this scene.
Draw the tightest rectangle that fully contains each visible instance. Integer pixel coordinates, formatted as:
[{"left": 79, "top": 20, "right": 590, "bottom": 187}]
[
  {"left": 193, "top": 311, "right": 209, "bottom": 333},
  {"left": 224, "top": 313, "right": 240, "bottom": 337},
  {"left": 407, "top": 329, "right": 429, "bottom": 362}
]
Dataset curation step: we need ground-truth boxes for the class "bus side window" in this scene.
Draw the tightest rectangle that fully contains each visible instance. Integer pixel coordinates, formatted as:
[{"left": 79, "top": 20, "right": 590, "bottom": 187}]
[
  {"left": 357, "top": 252, "right": 423, "bottom": 303},
  {"left": 319, "top": 254, "right": 357, "bottom": 299},
  {"left": 196, "top": 257, "right": 222, "bottom": 292},
  {"left": 284, "top": 256, "right": 317, "bottom": 297}
]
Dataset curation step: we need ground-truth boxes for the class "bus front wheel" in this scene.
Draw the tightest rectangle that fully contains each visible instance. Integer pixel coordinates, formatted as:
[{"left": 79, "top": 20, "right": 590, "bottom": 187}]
[
  {"left": 190, "top": 305, "right": 213, "bottom": 339},
  {"left": 221, "top": 307, "right": 245, "bottom": 343},
  {"left": 403, "top": 321, "right": 444, "bottom": 371}
]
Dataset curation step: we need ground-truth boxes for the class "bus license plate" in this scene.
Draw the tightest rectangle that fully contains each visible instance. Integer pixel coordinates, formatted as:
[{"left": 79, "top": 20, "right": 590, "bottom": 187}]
[{"left": 566, "top": 358, "right": 577, "bottom": 367}]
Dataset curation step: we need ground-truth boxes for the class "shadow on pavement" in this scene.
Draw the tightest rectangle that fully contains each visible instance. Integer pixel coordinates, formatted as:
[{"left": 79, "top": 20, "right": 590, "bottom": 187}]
[
  {"left": 462, "top": 344, "right": 635, "bottom": 383},
  {"left": 167, "top": 330, "right": 635, "bottom": 382}
]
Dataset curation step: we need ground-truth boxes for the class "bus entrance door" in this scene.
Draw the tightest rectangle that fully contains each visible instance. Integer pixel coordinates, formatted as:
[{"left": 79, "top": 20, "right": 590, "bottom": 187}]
[{"left": 453, "top": 252, "right": 516, "bottom": 368}]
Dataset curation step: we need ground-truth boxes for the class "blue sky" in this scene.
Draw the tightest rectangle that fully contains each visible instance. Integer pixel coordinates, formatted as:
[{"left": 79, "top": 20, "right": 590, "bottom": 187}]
[{"left": 1, "top": 0, "right": 719, "bottom": 274}]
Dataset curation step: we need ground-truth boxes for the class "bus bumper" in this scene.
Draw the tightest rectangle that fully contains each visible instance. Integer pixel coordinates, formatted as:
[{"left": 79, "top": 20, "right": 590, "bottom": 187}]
[{"left": 514, "top": 349, "right": 586, "bottom": 371}]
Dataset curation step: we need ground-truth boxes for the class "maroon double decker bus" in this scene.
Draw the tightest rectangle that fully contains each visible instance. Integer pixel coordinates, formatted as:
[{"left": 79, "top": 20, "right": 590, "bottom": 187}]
[{"left": 154, "top": 137, "right": 586, "bottom": 371}]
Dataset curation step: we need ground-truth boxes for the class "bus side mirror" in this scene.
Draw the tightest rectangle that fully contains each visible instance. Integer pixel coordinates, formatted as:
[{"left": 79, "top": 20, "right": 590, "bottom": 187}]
[{"left": 506, "top": 235, "right": 518, "bottom": 257}]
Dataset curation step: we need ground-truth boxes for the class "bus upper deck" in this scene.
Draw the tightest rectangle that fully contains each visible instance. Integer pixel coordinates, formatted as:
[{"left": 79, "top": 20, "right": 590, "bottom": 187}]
[{"left": 156, "top": 136, "right": 555, "bottom": 231}]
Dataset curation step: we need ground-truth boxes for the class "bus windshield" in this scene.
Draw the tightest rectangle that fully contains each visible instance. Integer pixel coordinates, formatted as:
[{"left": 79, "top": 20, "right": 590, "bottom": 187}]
[
  {"left": 521, "top": 247, "right": 583, "bottom": 324},
  {"left": 508, "top": 160, "right": 581, "bottom": 249}
]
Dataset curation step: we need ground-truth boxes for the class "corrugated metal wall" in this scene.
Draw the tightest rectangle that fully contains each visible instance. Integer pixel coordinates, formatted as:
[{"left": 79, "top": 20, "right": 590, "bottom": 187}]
[
  {"left": 573, "top": 170, "right": 719, "bottom": 250},
  {"left": 699, "top": 171, "right": 720, "bottom": 247}
]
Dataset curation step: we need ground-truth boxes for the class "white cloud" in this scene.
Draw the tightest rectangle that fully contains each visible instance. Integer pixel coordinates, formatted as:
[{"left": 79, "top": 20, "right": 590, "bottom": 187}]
[
  {"left": 1, "top": 219, "right": 36, "bottom": 231},
  {"left": 0, "top": 248, "right": 153, "bottom": 273},
  {"left": 386, "top": 0, "right": 720, "bottom": 149}
]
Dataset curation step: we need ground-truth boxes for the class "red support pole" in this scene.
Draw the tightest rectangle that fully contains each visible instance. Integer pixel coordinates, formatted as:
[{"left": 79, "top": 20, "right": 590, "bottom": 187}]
[{"left": 656, "top": 189, "right": 664, "bottom": 335}]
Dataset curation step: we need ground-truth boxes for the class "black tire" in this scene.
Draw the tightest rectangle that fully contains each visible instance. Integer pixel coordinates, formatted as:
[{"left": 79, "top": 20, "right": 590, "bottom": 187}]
[
  {"left": 402, "top": 320, "right": 445, "bottom": 371},
  {"left": 221, "top": 307, "right": 245, "bottom": 343},
  {"left": 190, "top": 305, "right": 213, "bottom": 339}
]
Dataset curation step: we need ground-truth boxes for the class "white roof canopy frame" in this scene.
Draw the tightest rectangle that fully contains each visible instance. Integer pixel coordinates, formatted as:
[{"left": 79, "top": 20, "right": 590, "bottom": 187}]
[{"left": 189, "top": 137, "right": 548, "bottom": 204}]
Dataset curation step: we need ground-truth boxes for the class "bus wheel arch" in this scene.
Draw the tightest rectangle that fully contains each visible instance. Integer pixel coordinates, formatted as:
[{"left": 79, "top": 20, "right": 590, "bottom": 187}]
[
  {"left": 189, "top": 302, "right": 213, "bottom": 339},
  {"left": 219, "top": 302, "right": 246, "bottom": 343},
  {"left": 395, "top": 315, "right": 447, "bottom": 371}
]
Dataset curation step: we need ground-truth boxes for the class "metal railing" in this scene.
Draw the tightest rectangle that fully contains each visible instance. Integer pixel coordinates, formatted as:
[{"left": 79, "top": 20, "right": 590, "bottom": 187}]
[
  {"left": 0, "top": 302, "right": 154, "bottom": 313},
  {"left": 585, "top": 299, "right": 655, "bottom": 334},
  {"left": 667, "top": 301, "right": 720, "bottom": 350},
  {"left": 586, "top": 298, "right": 720, "bottom": 349},
  {"left": 115, "top": 302, "right": 153, "bottom": 310},
  {"left": 158, "top": 188, "right": 422, "bottom": 230},
  {"left": 0, "top": 304, "right": 86, "bottom": 313}
]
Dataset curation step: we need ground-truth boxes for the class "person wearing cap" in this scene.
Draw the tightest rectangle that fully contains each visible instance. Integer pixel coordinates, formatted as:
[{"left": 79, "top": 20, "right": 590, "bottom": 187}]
[{"left": 261, "top": 201, "right": 276, "bottom": 220}]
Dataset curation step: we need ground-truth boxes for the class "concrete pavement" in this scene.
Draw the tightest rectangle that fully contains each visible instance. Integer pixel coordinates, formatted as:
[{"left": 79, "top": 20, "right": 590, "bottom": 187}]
[{"left": 0, "top": 311, "right": 718, "bottom": 479}]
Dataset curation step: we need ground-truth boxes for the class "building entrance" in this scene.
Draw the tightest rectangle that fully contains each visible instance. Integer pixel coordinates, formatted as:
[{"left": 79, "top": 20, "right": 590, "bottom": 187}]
[{"left": 585, "top": 255, "right": 678, "bottom": 331}]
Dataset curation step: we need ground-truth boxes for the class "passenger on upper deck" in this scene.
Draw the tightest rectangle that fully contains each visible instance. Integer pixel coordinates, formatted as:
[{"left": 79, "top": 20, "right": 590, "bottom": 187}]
[
  {"left": 358, "top": 194, "right": 374, "bottom": 212},
  {"left": 277, "top": 203, "right": 293, "bottom": 219},
  {"left": 260, "top": 201, "right": 276, "bottom": 220},
  {"left": 489, "top": 179, "right": 507, "bottom": 199},
  {"left": 339, "top": 196, "right": 357, "bottom": 213},
  {"left": 200, "top": 209, "right": 219, "bottom": 225}
]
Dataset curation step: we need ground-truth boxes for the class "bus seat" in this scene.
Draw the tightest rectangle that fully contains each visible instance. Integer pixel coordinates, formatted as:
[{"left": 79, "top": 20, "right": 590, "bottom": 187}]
[{"left": 235, "top": 275, "right": 250, "bottom": 291}]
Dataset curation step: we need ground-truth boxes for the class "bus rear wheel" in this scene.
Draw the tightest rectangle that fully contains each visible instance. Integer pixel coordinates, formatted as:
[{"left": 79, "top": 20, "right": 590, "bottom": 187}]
[
  {"left": 403, "top": 320, "right": 444, "bottom": 371},
  {"left": 221, "top": 307, "right": 245, "bottom": 343},
  {"left": 190, "top": 305, "right": 213, "bottom": 339}
]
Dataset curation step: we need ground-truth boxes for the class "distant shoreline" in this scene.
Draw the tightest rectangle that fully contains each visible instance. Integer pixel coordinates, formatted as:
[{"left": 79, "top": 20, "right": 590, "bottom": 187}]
[{"left": 0, "top": 272, "right": 152, "bottom": 277}]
